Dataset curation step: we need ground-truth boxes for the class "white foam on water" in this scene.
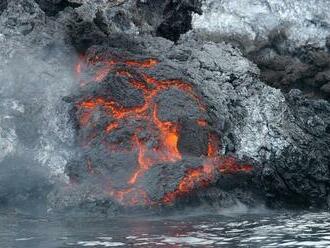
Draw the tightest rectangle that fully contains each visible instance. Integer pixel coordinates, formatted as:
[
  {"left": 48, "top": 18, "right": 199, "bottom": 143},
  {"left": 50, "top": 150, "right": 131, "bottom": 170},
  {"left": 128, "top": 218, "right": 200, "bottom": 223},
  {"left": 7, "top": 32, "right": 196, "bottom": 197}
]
[
  {"left": 76, "top": 241, "right": 125, "bottom": 247},
  {"left": 161, "top": 236, "right": 215, "bottom": 245},
  {"left": 15, "top": 237, "right": 35, "bottom": 241},
  {"left": 97, "top": 237, "right": 113, "bottom": 241}
]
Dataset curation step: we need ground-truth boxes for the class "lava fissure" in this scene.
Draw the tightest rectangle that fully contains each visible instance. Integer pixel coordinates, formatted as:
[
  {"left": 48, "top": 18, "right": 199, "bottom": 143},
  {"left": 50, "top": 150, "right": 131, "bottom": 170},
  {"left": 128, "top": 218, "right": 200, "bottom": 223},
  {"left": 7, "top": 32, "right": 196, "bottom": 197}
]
[{"left": 73, "top": 54, "right": 253, "bottom": 206}]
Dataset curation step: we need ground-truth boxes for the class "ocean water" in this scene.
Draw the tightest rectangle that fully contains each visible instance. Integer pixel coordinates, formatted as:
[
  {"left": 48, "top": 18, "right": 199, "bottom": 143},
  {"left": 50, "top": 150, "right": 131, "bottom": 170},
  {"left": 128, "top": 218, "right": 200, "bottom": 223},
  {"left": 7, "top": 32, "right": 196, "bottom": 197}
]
[{"left": 1, "top": 208, "right": 330, "bottom": 248}]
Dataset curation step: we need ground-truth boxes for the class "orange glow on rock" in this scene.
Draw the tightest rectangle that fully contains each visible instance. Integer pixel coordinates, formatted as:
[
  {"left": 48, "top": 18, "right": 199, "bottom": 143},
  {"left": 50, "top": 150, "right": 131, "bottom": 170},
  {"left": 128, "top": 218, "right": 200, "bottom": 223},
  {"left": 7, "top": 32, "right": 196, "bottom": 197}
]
[
  {"left": 161, "top": 156, "right": 252, "bottom": 205},
  {"left": 109, "top": 187, "right": 151, "bottom": 206},
  {"left": 105, "top": 122, "right": 119, "bottom": 133},
  {"left": 79, "top": 111, "right": 92, "bottom": 127},
  {"left": 152, "top": 107, "right": 182, "bottom": 162},
  {"left": 207, "top": 132, "right": 220, "bottom": 157},
  {"left": 197, "top": 119, "right": 208, "bottom": 127},
  {"left": 125, "top": 58, "right": 159, "bottom": 68},
  {"left": 74, "top": 55, "right": 253, "bottom": 207},
  {"left": 75, "top": 62, "right": 81, "bottom": 75}
]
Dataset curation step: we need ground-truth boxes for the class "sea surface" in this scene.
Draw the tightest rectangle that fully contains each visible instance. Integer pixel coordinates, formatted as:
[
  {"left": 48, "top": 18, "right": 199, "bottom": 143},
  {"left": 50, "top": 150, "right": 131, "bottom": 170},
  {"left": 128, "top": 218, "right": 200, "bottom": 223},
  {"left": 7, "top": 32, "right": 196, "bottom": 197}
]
[{"left": 1, "top": 208, "right": 330, "bottom": 248}]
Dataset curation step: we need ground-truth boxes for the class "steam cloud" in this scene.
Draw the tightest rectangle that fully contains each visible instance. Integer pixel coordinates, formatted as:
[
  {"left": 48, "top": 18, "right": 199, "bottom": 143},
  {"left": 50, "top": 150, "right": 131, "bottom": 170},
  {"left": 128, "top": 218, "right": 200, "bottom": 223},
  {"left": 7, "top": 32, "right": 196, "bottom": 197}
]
[{"left": 0, "top": 37, "right": 77, "bottom": 208}]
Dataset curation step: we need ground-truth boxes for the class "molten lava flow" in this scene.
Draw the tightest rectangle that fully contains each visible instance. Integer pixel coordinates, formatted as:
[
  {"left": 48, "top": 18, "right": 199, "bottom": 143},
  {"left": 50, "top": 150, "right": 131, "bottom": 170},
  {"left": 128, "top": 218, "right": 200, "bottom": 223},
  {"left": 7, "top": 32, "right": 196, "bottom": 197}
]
[
  {"left": 125, "top": 58, "right": 159, "bottom": 68},
  {"left": 161, "top": 133, "right": 252, "bottom": 205},
  {"left": 105, "top": 122, "right": 119, "bottom": 133},
  {"left": 152, "top": 106, "right": 181, "bottom": 162},
  {"left": 161, "top": 157, "right": 253, "bottom": 205},
  {"left": 207, "top": 132, "right": 220, "bottom": 157},
  {"left": 109, "top": 187, "right": 151, "bottom": 206},
  {"left": 74, "top": 55, "right": 253, "bottom": 207},
  {"left": 128, "top": 135, "right": 153, "bottom": 185}
]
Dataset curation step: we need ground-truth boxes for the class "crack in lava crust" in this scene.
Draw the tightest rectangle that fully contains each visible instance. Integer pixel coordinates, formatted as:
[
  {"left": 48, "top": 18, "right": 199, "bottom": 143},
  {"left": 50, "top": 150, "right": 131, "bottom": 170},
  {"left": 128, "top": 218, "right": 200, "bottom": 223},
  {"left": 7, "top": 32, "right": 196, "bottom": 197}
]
[{"left": 73, "top": 54, "right": 253, "bottom": 207}]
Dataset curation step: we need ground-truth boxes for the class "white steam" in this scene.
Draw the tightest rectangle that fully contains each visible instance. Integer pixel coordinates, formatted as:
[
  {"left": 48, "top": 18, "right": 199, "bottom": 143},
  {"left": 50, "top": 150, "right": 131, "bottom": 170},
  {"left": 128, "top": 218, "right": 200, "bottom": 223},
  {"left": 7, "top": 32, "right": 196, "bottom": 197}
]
[{"left": 0, "top": 42, "right": 78, "bottom": 183}]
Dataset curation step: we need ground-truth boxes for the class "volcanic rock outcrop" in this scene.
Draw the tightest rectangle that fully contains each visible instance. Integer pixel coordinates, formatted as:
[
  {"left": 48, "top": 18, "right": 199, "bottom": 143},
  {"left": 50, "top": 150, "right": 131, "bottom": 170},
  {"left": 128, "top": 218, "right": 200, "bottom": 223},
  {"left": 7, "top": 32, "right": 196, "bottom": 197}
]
[
  {"left": 193, "top": 0, "right": 330, "bottom": 99},
  {"left": 64, "top": 38, "right": 255, "bottom": 208},
  {"left": 61, "top": 31, "right": 330, "bottom": 210},
  {"left": 38, "top": 0, "right": 202, "bottom": 41},
  {"left": 0, "top": 0, "right": 329, "bottom": 212},
  {"left": 0, "top": 0, "right": 7, "bottom": 15}
]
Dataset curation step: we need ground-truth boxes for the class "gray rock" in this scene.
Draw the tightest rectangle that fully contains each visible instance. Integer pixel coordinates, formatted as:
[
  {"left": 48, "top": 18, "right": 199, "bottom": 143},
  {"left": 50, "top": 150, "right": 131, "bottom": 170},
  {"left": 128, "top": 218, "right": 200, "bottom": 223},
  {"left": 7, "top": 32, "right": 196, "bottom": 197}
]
[
  {"left": 194, "top": 0, "right": 330, "bottom": 49},
  {"left": 67, "top": 33, "right": 330, "bottom": 209},
  {"left": 193, "top": 0, "right": 330, "bottom": 99},
  {"left": 0, "top": 0, "right": 329, "bottom": 213},
  {"left": 0, "top": 0, "right": 7, "bottom": 15},
  {"left": 64, "top": 0, "right": 202, "bottom": 42},
  {"left": 35, "top": 0, "right": 82, "bottom": 16},
  {"left": 321, "top": 82, "right": 330, "bottom": 94}
]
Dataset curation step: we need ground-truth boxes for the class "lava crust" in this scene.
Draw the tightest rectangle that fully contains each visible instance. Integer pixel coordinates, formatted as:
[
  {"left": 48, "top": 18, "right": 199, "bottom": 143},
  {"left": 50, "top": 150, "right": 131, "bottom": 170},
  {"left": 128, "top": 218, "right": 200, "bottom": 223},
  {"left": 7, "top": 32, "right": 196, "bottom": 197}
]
[{"left": 67, "top": 45, "right": 253, "bottom": 207}]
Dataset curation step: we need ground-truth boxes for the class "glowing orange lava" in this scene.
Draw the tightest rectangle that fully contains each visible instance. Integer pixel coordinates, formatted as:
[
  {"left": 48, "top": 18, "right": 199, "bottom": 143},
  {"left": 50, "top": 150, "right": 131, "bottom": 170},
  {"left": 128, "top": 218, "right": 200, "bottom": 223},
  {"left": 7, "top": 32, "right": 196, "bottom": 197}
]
[
  {"left": 161, "top": 139, "right": 252, "bottom": 205},
  {"left": 74, "top": 55, "right": 253, "bottom": 206}
]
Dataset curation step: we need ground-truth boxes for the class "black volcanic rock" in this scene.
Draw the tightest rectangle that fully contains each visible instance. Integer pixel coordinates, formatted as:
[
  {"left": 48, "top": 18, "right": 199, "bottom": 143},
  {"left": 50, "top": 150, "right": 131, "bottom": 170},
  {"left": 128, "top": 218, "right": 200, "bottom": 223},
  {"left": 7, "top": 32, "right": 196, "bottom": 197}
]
[
  {"left": 155, "top": 88, "right": 205, "bottom": 122},
  {"left": 63, "top": 34, "right": 330, "bottom": 210},
  {"left": 35, "top": 0, "right": 82, "bottom": 16},
  {"left": 193, "top": 1, "right": 330, "bottom": 100},
  {"left": 153, "top": 0, "right": 202, "bottom": 41},
  {"left": 326, "top": 36, "right": 330, "bottom": 50},
  {"left": 321, "top": 82, "right": 330, "bottom": 94},
  {"left": 252, "top": 42, "right": 330, "bottom": 100},
  {"left": 64, "top": 0, "right": 202, "bottom": 46},
  {"left": 178, "top": 119, "right": 209, "bottom": 157},
  {"left": 192, "top": 29, "right": 330, "bottom": 100},
  {"left": 0, "top": 0, "right": 7, "bottom": 15},
  {"left": 1, "top": 0, "right": 330, "bottom": 212},
  {"left": 138, "top": 158, "right": 204, "bottom": 201}
]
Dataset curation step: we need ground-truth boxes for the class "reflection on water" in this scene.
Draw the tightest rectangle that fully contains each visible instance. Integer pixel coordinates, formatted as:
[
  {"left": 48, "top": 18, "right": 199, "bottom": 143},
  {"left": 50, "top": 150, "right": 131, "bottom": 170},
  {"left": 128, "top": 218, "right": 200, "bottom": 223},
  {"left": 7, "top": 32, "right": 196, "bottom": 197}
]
[{"left": 1, "top": 208, "right": 330, "bottom": 247}]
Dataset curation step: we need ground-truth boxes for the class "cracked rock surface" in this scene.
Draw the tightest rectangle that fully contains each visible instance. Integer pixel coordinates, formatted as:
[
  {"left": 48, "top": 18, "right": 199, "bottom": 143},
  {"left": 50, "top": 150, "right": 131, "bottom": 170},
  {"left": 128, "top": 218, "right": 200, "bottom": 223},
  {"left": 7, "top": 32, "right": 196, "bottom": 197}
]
[
  {"left": 193, "top": 0, "right": 330, "bottom": 99},
  {"left": 62, "top": 32, "right": 330, "bottom": 209},
  {"left": 0, "top": 0, "right": 329, "bottom": 211}
]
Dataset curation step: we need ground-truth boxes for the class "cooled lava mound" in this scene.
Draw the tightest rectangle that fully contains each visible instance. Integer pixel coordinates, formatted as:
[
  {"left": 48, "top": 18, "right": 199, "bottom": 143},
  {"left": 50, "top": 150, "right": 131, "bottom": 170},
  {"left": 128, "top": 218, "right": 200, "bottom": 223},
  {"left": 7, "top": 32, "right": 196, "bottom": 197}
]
[{"left": 66, "top": 45, "right": 253, "bottom": 207}]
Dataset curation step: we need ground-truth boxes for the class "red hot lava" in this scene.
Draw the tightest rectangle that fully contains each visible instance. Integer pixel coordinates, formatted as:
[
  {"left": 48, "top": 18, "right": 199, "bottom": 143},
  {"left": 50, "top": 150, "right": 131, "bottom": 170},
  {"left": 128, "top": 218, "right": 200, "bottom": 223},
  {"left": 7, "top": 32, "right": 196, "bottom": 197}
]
[{"left": 73, "top": 53, "right": 253, "bottom": 206}]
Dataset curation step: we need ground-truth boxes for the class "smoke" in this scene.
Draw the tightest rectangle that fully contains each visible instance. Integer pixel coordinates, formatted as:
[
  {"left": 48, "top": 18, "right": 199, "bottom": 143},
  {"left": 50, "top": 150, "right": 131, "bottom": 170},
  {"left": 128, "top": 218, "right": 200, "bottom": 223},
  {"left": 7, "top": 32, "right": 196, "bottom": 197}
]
[{"left": 0, "top": 39, "right": 78, "bottom": 209}]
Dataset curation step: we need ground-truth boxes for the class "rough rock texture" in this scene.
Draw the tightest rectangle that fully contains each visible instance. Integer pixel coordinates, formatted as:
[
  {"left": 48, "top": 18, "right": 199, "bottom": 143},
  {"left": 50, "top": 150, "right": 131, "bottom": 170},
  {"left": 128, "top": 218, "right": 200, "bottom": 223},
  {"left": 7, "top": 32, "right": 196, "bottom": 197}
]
[
  {"left": 263, "top": 90, "right": 330, "bottom": 207},
  {"left": 0, "top": 0, "right": 7, "bottom": 15},
  {"left": 58, "top": 0, "right": 202, "bottom": 42},
  {"left": 35, "top": 0, "right": 82, "bottom": 16},
  {"left": 193, "top": 0, "right": 330, "bottom": 99},
  {"left": 0, "top": 0, "right": 329, "bottom": 212},
  {"left": 247, "top": 32, "right": 330, "bottom": 99},
  {"left": 62, "top": 32, "right": 330, "bottom": 209},
  {"left": 62, "top": 0, "right": 202, "bottom": 52},
  {"left": 63, "top": 38, "right": 256, "bottom": 207},
  {"left": 194, "top": 0, "right": 330, "bottom": 48}
]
